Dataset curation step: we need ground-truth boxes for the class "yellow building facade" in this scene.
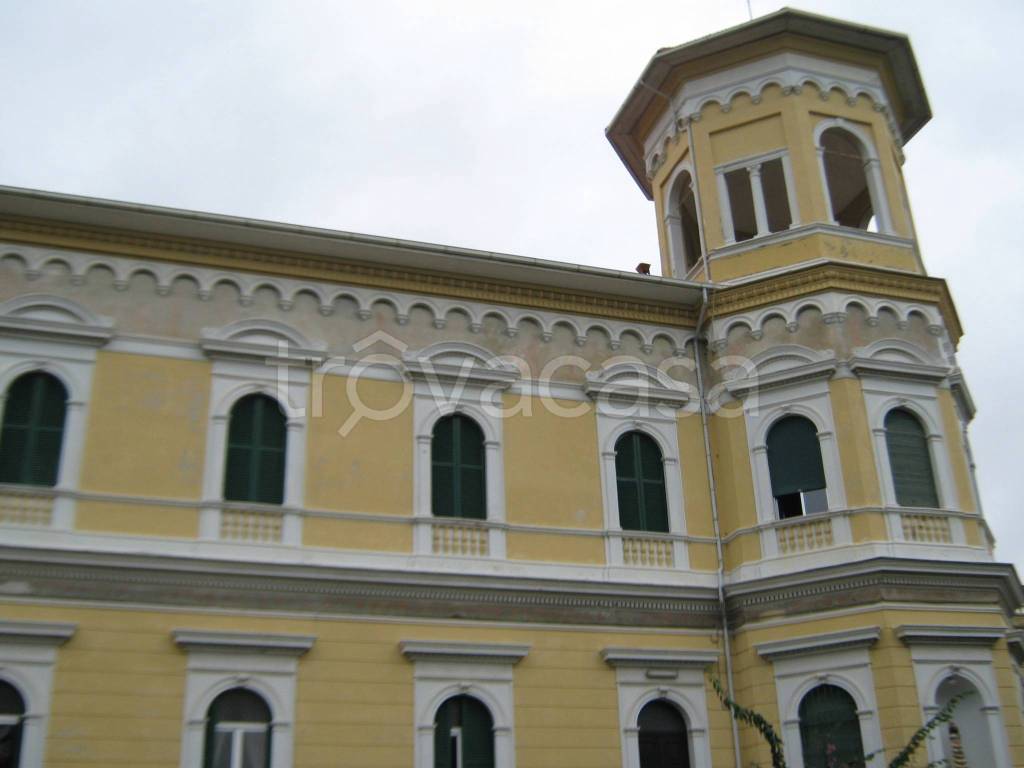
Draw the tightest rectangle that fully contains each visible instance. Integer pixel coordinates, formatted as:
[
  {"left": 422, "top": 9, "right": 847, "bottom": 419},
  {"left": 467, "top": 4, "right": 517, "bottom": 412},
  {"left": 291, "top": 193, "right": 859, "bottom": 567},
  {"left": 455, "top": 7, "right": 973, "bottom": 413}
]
[{"left": 0, "top": 9, "right": 1020, "bottom": 768}]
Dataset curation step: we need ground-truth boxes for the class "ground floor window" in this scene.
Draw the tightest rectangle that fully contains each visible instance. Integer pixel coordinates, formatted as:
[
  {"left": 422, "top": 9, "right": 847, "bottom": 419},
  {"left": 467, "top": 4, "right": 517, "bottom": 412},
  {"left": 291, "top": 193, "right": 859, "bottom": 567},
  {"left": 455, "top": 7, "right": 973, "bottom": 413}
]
[
  {"left": 0, "top": 680, "right": 24, "bottom": 768},
  {"left": 205, "top": 688, "right": 272, "bottom": 768},
  {"left": 433, "top": 695, "right": 494, "bottom": 768},
  {"left": 638, "top": 699, "right": 690, "bottom": 768},
  {"left": 798, "top": 684, "right": 865, "bottom": 768}
]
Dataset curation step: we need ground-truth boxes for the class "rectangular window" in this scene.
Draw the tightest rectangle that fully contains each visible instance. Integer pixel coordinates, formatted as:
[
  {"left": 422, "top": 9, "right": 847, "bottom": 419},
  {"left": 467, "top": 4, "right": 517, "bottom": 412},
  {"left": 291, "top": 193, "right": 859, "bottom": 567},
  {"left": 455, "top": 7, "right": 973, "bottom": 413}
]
[
  {"left": 724, "top": 168, "right": 756, "bottom": 242},
  {"left": 760, "top": 157, "right": 792, "bottom": 232}
]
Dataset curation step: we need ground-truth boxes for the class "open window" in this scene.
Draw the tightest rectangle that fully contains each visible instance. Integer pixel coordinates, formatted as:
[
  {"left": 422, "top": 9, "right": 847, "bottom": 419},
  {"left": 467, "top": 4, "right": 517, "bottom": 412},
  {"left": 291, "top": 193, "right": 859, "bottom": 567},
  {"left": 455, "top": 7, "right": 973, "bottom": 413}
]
[
  {"left": 204, "top": 688, "right": 272, "bottom": 768},
  {"left": 717, "top": 154, "right": 796, "bottom": 244},
  {"left": 821, "top": 127, "right": 875, "bottom": 230},
  {"left": 673, "top": 172, "right": 701, "bottom": 272},
  {"left": 766, "top": 415, "right": 828, "bottom": 518}
]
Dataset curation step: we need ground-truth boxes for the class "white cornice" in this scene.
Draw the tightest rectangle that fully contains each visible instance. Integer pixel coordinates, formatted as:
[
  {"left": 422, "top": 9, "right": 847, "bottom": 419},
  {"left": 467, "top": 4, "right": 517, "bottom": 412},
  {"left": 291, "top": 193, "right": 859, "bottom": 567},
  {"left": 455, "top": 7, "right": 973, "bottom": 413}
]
[
  {"left": 399, "top": 640, "right": 530, "bottom": 665},
  {"left": 0, "top": 316, "right": 113, "bottom": 346},
  {"left": 0, "top": 619, "right": 77, "bottom": 645},
  {"left": 849, "top": 357, "right": 950, "bottom": 383},
  {"left": 756, "top": 626, "right": 880, "bottom": 660},
  {"left": 198, "top": 338, "right": 326, "bottom": 366},
  {"left": 726, "top": 358, "right": 837, "bottom": 398},
  {"left": 707, "top": 223, "right": 915, "bottom": 266},
  {"left": 172, "top": 628, "right": 315, "bottom": 656},
  {"left": 895, "top": 625, "right": 1005, "bottom": 646},
  {"left": 601, "top": 647, "right": 719, "bottom": 668}
]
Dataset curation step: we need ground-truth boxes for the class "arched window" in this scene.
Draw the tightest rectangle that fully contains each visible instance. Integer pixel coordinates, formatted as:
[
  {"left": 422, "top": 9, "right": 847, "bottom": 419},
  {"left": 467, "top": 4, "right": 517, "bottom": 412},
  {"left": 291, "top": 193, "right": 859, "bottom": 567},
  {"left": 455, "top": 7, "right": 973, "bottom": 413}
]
[
  {"left": 668, "top": 171, "right": 701, "bottom": 274},
  {"left": 820, "top": 127, "right": 875, "bottom": 231},
  {"left": 204, "top": 687, "right": 272, "bottom": 768},
  {"left": 0, "top": 372, "right": 68, "bottom": 487},
  {"left": 223, "top": 394, "right": 287, "bottom": 505},
  {"left": 0, "top": 681, "right": 25, "bottom": 768},
  {"left": 615, "top": 431, "right": 669, "bottom": 533},
  {"left": 434, "top": 694, "right": 494, "bottom": 768},
  {"left": 798, "top": 684, "right": 865, "bottom": 768},
  {"left": 936, "top": 676, "right": 994, "bottom": 768},
  {"left": 638, "top": 699, "right": 690, "bottom": 768},
  {"left": 766, "top": 415, "right": 827, "bottom": 518},
  {"left": 432, "top": 414, "right": 486, "bottom": 519},
  {"left": 884, "top": 409, "right": 939, "bottom": 508}
]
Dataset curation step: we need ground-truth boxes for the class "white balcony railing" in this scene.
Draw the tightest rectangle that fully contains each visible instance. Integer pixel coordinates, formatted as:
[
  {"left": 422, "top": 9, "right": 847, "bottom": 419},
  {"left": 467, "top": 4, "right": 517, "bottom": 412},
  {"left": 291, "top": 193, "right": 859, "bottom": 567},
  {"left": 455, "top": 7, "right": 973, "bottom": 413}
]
[
  {"left": 0, "top": 489, "right": 55, "bottom": 527},
  {"left": 432, "top": 520, "right": 489, "bottom": 557},
  {"left": 776, "top": 516, "right": 835, "bottom": 555},
  {"left": 621, "top": 534, "right": 675, "bottom": 568},
  {"left": 900, "top": 513, "right": 953, "bottom": 544},
  {"left": 220, "top": 507, "right": 284, "bottom": 543}
]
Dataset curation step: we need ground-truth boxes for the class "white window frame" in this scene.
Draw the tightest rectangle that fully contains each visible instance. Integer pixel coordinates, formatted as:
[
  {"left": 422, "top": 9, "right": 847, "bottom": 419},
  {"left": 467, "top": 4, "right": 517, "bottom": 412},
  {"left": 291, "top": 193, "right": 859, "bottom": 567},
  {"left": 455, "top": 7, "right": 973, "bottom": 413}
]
[
  {"left": 756, "top": 627, "right": 884, "bottom": 768},
  {"left": 586, "top": 361, "right": 691, "bottom": 570},
  {"left": 0, "top": 620, "right": 76, "bottom": 768},
  {"left": 602, "top": 647, "right": 717, "bottom": 768},
  {"left": 400, "top": 640, "right": 528, "bottom": 768},
  {"left": 405, "top": 342, "right": 519, "bottom": 559},
  {"left": 897, "top": 625, "right": 1013, "bottom": 768},
  {"left": 198, "top": 320, "right": 324, "bottom": 545},
  {"left": 714, "top": 148, "right": 801, "bottom": 245},
  {"left": 173, "top": 629, "right": 315, "bottom": 768},
  {"left": 0, "top": 295, "right": 112, "bottom": 531},
  {"left": 662, "top": 162, "right": 705, "bottom": 278},
  {"left": 813, "top": 117, "right": 893, "bottom": 235}
]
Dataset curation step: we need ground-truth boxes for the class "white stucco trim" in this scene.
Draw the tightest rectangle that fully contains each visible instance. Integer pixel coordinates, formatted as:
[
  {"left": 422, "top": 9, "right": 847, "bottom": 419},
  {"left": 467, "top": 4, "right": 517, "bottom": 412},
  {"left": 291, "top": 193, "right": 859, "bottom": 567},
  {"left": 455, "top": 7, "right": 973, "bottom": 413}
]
[
  {"left": 758, "top": 628, "right": 883, "bottom": 768},
  {"left": 602, "top": 647, "right": 717, "bottom": 768},
  {"left": 0, "top": 305, "right": 107, "bottom": 531},
  {"left": 899, "top": 630, "right": 1012, "bottom": 768},
  {"left": 0, "top": 620, "right": 76, "bottom": 768},
  {"left": 199, "top": 347, "right": 312, "bottom": 546},
  {"left": 401, "top": 640, "right": 527, "bottom": 768},
  {"left": 173, "top": 629, "right": 314, "bottom": 768},
  {"left": 589, "top": 366, "right": 690, "bottom": 570},
  {"left": 407, "top": 343, "right": 518, "bottom": 559}
]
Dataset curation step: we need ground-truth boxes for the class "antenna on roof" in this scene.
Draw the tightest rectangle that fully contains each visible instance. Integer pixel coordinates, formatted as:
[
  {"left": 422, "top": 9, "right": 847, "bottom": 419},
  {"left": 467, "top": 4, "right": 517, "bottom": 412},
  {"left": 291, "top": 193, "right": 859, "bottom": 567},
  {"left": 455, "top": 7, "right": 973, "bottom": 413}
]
[{"left": 746, "top": 0, "right": 753, "bottom": 20}]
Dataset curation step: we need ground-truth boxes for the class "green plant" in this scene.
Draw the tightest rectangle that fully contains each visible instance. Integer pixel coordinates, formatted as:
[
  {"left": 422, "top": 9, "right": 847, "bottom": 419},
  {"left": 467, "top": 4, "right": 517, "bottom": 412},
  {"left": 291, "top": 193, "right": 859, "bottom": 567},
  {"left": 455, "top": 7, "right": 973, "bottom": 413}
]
[{"left": 710, "top": 676, "right": 967, "bottom": 768}]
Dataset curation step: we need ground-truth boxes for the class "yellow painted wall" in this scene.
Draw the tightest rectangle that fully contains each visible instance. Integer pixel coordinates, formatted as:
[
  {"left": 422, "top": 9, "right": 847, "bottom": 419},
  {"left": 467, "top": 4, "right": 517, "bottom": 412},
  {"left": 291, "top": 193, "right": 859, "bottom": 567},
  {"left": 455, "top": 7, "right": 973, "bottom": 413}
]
[
  {"left": 80, "top": 352, "right": 210, "bottom": 499},
  {"left": 506, "top": 530, "right": 605, "bottom": 564},
  {"left": 303, "top": 515, "right": 412, "bottom": 553},
  {"left": 305, "top": 374, "right": 413, "bottom": 515},
  {"left": 708, "top": 112, "right": 787, "bottom": 165},
  {"left": 503, "top": 399, "right": 604, "bottom": 529},
  {"left": 678, "top": 416, "right": 715, "bottom": 538},
  {"left": 708, "top": 404, "right": 757, "bottom": 537},
  {"left": 936, "top": 388, "right": 976, "bottom": 512},
  {"left": 829, "top": 377, "right": 882, "bottom": 507},
  {"left": 75, "top": 500, "right": 199, "bottom": 539}
]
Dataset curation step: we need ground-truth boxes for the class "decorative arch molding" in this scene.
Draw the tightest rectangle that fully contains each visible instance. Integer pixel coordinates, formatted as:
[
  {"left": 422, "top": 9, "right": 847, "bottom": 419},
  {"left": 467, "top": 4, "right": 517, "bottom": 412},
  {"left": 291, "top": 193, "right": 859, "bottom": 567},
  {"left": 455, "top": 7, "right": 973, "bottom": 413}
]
[
  {"left": 172, "top": 628, "right": 314, "bottom": 768},
  {"left": 725, "top": 344, "right": 837, "bottom": 400},
  {"left": 0, "top": 293, "right": 113, "bottom": 346},
  {"left": 643, "top": 51, "right": 898, "bottom": 179},
  {"left": 401, "top": 640, "right": 528, "bottom": 768},
  {"left": 708, "top": 291, "right": 946, "bottom": 352},
  {"left": 403, "top": 341, "right": 521, "bottom": 391},
  {"left": 849, "top": 338, "right": 950, "bottom": 383},
  {"left": 0, "top": 242, "right": 691, "bottom": 354},
  {"left": 200, "top": 318, "right": 325, "bottom": 366},
  {"left": 585, "top": 360, "right": 691, "bottom": 409},
  {"left": 602, "top": 647, "right": 717, "bottom": 768}
]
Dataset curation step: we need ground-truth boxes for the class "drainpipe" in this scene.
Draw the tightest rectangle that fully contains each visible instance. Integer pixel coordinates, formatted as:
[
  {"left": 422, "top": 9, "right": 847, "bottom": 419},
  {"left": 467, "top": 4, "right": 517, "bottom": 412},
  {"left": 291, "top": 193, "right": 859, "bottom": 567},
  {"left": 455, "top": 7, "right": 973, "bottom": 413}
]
[{"left": 693, "top": 286, "right": 743, "bottom": 768}]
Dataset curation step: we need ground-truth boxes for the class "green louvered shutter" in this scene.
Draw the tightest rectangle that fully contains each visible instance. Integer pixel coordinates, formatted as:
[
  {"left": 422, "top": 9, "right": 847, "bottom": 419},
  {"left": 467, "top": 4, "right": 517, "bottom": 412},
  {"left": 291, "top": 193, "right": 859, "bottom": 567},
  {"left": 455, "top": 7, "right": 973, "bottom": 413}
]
[
  {"left": 615, "top": 432, "right": 669, "bottom": 533},
  {"left": 0, "top": 372, "right": 67, "bottom": 487},
  {"left": 799, "top": 684, "right": 866, "bottom": 768},
  {"left": 223, "top": 395, "right": 286, "bottom": 504},
  {"left": 885, "top": 409, "right": 939, "bottom": 508},
  {"left": 431, "top": 415, "right": 486, "bottom": 519},
  {"left": 766, "top": 416, "right": 826, "bottom": 498},
  {"left": 434, "top": 696, "right": 494, "bottom": 768}
]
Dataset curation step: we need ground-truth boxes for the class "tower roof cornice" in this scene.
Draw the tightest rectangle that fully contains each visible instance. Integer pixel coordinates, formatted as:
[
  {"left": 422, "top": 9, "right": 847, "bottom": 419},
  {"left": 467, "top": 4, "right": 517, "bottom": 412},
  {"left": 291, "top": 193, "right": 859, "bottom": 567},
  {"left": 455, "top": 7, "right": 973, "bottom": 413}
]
[{"left": 607, "top": 8, "right": 931, "bottom": 199}]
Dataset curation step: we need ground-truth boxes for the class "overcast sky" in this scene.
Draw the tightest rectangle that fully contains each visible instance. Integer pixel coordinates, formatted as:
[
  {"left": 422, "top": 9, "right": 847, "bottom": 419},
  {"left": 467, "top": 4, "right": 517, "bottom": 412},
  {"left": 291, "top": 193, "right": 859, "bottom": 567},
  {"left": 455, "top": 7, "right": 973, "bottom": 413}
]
[{"left": 1, "top": 0, "right": 1021, "bottom": 572}]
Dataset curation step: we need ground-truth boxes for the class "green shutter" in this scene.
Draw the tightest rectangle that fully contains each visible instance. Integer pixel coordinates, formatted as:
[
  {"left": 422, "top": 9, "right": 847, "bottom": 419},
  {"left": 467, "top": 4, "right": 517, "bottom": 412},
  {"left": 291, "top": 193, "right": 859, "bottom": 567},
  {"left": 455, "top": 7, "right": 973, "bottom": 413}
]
[
  {"left": 615, "top": 432, "right": 669, "bottom": 533},
  {"left": 0, "top": 372, "right": 67, "bottom": 487},
  {"left": 885, "top": 409, "right": 939, "bottom": 508},
  {"left": 431, "top": 415, "right": 486, "bottom": 519},
  {"left": 434, "top": 696, "right": 494, "bottom": 768},
  {"left": 799, "top": 684, "right": 865, "bottom": 768},
  {"left": 766, "top": 416, "right": 826, "bottom": 498},
  {"left": 224, "top": 395, "right": 286, "bottom": 504}
]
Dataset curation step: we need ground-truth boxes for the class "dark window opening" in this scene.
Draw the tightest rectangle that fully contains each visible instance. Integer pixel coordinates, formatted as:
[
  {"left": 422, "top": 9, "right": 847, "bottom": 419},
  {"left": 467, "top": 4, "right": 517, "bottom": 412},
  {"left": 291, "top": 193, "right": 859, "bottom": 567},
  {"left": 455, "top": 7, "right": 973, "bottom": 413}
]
[
  {"left": 0, "top": 371, "right": 68, "bottom": 488},
  {"left": 761, "top": 157, "right": 793, "bottom": 233},
  {"left": 766, "top": 416, "right": 827, "bottom": 518},
  {"left": 638, "top": 699, "right": 690, "bottom": 768},
  {"left": 798, "top": 684, "right": 866, "bottom": 768},
  {"left": 432, "top": 414, "right": 486, "bottom": 519},
  {"left": 724, "top": 168, "right": 756, "bottom": 242},
  {"left": 0, "top": 680, "right": 25, "bottom": 768},
  {"left": 676, "top": 173, "right": 701, "bottom": 271},
  {"left": 615, "top": 431, "right": 669, "bottom": 533},
  {"left": 223, "top": 394, "right": 287, "bottom": 505},
  {"left": 821, "top": 128, "right": 874, "bottom": 230},
  {"left": 885, "top": 408, "right": 939, "bottom": 507},
  {"left": 434, "top": 695, "right": 494, "bottom": 768}
]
